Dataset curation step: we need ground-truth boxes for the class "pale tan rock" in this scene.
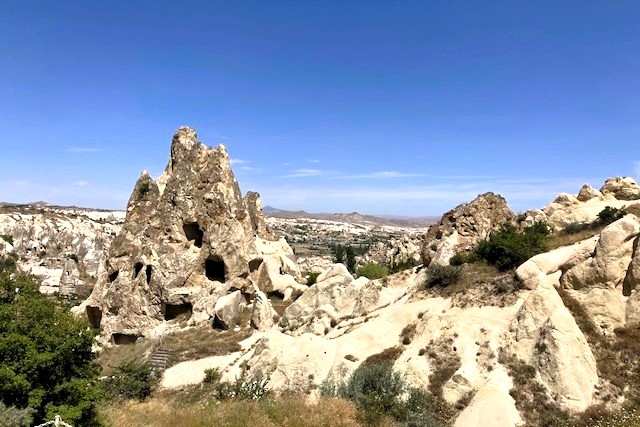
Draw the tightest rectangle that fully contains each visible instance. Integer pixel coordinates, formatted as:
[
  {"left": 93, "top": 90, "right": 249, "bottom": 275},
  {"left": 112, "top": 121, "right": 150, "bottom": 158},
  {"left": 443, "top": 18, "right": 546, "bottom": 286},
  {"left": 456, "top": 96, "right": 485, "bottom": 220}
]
[
  {"left": 534, "top": 306, "right": 598, "bottom": 412},
  {"left": 80, "top": 127, "right": 302, "bottom": 341},
  {"left": 600, "top": 177, "right": 640, "bottom": 200},
  {"left": 421, "top": 192, "right": 515, "bottom": 266},
  {"left": 214, "top": 290, "right": 245, "bottom": 329},
  {"left": 561, "top": 216, "right": 640, "bottom": 290},
  {"left": 251, "top": 291, "right": 278, "bottom": 331},
  {"left": 577, "top": 184, "right": 603, "bottom": 202}
]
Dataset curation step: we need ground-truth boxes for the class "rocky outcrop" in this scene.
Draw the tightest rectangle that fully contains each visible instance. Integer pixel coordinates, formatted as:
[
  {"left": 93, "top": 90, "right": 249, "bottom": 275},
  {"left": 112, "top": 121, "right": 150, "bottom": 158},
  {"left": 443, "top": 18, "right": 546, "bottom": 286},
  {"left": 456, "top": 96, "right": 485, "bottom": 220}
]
[
  {"left": 544, "top": 178, "right": 640, "bottom": 231},
  {"left": 0, "top": 206, "right": 123, "bottom": 294},
  {"left": 251, "top": 291, "right": 278, "bottom": 331},
  {"left": 80, "top": 127, "right": 304, "bottom": 341},
  {"left": 600, "top": 177, "right": 640, "bottom": 200},
  {"left": 360, "top": 234, "right": 422, "bottom": 268},
  {"left": 421, "top": 192, "right": 515, "bottom": 266}
]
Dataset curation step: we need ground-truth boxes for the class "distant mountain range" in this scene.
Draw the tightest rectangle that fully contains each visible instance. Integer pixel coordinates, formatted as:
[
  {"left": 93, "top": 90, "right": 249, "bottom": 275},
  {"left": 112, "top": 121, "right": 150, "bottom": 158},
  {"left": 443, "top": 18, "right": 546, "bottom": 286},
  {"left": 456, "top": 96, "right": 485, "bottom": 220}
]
[{"left": 263, "top": 206, "right": 437, "bottom": 228}]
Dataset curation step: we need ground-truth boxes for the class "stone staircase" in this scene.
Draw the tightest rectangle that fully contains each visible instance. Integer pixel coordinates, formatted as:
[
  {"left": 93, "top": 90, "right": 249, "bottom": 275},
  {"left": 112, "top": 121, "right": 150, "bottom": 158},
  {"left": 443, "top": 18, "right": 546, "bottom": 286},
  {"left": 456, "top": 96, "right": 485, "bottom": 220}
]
[{"left": 149, "top": 347, "right": 171, "bottom": 371}]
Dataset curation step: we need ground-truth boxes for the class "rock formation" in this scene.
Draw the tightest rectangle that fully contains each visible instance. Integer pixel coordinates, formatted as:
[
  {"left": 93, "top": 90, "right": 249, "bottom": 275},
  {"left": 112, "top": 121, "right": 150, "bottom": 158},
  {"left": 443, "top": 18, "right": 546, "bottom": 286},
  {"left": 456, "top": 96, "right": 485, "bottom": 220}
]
[
  {"left": 420, "top": 192, "right": 516, "bottom": 266},
  {"left": 80, "top": 127, "right": 304, "bottom": 342},
  {"left": 360, "top": 233, "right": 422, "bottom": 268},
  {"left": 0, "top": 206, "right": 122, "bottom": 294}
]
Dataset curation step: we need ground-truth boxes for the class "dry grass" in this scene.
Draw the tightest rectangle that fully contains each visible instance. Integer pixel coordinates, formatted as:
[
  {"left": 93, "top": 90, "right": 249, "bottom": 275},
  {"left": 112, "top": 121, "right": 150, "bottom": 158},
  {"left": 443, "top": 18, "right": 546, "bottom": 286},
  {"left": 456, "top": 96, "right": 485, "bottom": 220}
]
[
  {"left": 97, "top": 316, "right": 253, "bottom": 375},
  {"left": 100, "top": 396, "right": 368, "bottom": 427},
  {"left": 547, "top": 225, "right": 604, "bottom": 250},
  {"left": 422, "top": 262, "right": 520, "bottom": 308}
]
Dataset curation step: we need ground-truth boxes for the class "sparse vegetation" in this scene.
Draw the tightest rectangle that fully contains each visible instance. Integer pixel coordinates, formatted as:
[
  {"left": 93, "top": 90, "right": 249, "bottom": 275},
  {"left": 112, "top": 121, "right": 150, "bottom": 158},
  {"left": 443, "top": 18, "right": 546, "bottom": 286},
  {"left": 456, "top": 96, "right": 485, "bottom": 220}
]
[
  {"left": 597, "top": 206, "right": 626, "bottom": 225},
  {"left": 320, "top": 362, "right": 442, "bottom": 426},
  {"left": 425, "top": 264, "right": 461, "bottom": 288},
  {"left": 306, "top": 272, "right": 320, "bottom": 286},
  {"left": 103, "top": 360, "right": 157, "bottom": 401},
  {"left": 138, "top": 181, "right": 151, "bottom": 196},
  {"left": 356, "top": 262, "right": 389, "bottom": 280},
  {"left": 1, "top": 234, "right": 14, "bottom": 245},
  {"left": 475, "top": 221, "right": 550, "bottom": 271}
]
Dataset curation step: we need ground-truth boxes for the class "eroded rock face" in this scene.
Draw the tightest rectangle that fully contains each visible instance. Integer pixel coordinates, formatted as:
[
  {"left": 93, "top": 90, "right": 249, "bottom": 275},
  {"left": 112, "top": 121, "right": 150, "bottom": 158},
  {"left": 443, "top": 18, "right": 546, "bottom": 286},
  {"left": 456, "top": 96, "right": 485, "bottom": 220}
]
[
  {"left": 420, "top": 192, "right": 515, "bottom": 266},
  {"left": 360, "top": 234, "right": 422, "bottom": 268},
  {"left": 80, "top": 127, "right": 303, "bottom": 341},
  {"left": 600, "top": 177, "right": 640, "bottom": 200}
]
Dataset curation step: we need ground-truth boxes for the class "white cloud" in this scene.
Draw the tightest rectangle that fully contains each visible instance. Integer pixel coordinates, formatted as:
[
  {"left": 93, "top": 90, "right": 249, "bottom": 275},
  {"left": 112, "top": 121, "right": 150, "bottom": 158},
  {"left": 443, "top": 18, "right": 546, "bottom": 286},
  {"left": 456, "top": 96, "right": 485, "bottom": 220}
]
[
  {"left": 341, "top": 171, "right": 426, "bottom": 179},
  {"left": 240, "top": 166, "right": 262, "bottom": 172},
  {"left": 230, "top": 158, "right": 249, "bottom": 165},
  {"left": 67, "top": 148, "right": 103, "bottom": 153},
  {"left": 73, "top": 181, "right": 90, "bottom": 187},
  {"left": 308, "top": 159, "right": 321, "bottom": 163},
  {"left": 279, "top": 169, "right": 332, "bottom": 178}
]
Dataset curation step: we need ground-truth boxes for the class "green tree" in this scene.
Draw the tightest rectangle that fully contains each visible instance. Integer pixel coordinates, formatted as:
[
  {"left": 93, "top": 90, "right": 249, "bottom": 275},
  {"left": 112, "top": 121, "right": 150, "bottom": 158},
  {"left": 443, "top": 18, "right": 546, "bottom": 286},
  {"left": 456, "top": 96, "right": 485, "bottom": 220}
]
[
  {"left": 475, "top": 221, "right": 550, "bottom": 271},
  {"left": 345, "top": 245, "right": 356, "bottom": 273},
  {"left": 0, "top": 258, "right": 101, "bottom": 426},
  {"left": 331, "top": 245, "right": 345, "bottom": 264}
]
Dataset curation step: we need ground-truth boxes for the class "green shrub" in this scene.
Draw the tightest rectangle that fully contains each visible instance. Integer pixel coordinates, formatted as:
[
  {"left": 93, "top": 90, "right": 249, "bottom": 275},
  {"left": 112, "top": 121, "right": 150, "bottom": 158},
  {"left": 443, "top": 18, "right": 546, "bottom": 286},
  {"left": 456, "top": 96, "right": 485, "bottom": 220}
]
[
  {"left": 0, "top": 258, "right": 101, "bottom": 426},
  {"left": 321, "top": 362, "right": 442, "bottom": 426},
  {"left": 138, "top": 181, "right": 150, "bottom": 196},
  {"left": 388, "top": 259, "right": 420, "bottom": 274},
  {"left": 1, "top": 234, "right": 13, "bottom": 246},
  {"left": 449, "top": 252, "right": 478, "bottom": 266},
  {"left": 102, "top": 360, "right": 157, "bottom": 401},
  {"left": 203, "top": 368, "right": 222, "bottom": 384},
  {"left": 425, "top": 264, "right": 461, "bottom": 288},
  {"left": 0, "top": 402, "right": 35, "bottom": 427},
  {"left": 306, "top": 272, "right": 320, "bottom": 286},
  {"left": 214, "top": 372, "right": 269, "bottom": 401},
  {"left": 475, "top": 221, "right": 550, "bottom": 271},
  {"left": 597, "top": 206, "right": 625, "bottom": 225},
  {"left": 356, "top": 263, "right": 389, "bottom": 280}
]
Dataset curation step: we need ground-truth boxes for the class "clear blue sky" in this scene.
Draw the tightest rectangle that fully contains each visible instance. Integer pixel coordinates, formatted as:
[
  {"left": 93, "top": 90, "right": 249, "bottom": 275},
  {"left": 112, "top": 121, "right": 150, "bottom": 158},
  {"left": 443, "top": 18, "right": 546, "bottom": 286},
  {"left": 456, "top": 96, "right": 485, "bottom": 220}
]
[{"left": 1, "top": 1, "right": 638, "bottom": 215}]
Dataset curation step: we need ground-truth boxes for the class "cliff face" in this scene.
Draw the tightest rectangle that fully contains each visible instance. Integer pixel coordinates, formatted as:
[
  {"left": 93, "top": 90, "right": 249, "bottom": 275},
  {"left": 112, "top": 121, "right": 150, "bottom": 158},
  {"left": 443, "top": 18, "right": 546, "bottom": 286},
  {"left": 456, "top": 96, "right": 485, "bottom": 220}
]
[{"left": 82, "top": 127, "right": 303, "bottom": 341}]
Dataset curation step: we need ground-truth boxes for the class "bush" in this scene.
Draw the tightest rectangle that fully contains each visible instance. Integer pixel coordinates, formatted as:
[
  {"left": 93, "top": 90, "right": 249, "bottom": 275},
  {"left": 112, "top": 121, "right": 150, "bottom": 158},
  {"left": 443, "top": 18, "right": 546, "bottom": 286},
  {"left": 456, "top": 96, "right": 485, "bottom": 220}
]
[
  {"left": 425, "top": 264, "right": 461, "bottom": 288},
  {"left": 0, "top": 258, "right": 101, "bottom": 426},
  {"left": 102, "top": 360, "right": 157, "bottom": 401},
  {"left": 138, "top": 181, "right": 150, "bottom": 196},
  {"left": 0, "top": 402, "right": 35, "bottom": 427},
  {"left": 203, "top": 368, "right": 222, "bottom": 384},
  {"left": 1, "top": 234, "right": 13, "bottom": 246},
  {"left": 321, "top": 362, "right": 441, "bottom": 426},
  {"left": 475, "top": 221, "right": 550, "bottom": 271},
  {"left": 449, "top": 252, "right": 478, "bottom": 266},
  {"left": 214, "top": 372, "right": 269, "bottom": 401},
  {"left": 306, "top": 272, "right": 320, "bottom": 286},
  {"left": 356, "top": 263, "right": 389, "bottom": 280},
  {"left": 597, "top": 206, "right": 625, "bottom": 225}
]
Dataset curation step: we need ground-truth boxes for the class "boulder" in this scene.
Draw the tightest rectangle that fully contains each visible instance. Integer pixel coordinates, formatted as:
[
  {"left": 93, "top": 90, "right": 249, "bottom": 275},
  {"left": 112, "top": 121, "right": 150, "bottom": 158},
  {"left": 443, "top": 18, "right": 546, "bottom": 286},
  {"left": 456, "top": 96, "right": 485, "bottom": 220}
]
[
  {"left": 600, "top": 177, "right": 640, "bottom": 200},
  {"left": 214, "top": 290, "right": 245, "bottom": 329},
  {"left": 577, "top": 184, "right": 603, "bottom": 202},
  {"left": 251, "top": 291, "right": 278, "bottom": 331},
  {"left": 421, "top": 193, "right": 515, "bottom": 266}
]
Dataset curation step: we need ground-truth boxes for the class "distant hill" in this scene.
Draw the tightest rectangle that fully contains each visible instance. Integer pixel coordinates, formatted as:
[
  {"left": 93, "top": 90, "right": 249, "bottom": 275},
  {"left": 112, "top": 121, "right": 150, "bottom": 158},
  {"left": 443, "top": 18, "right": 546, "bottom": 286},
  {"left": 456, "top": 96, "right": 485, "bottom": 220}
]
[{"left": 263, "top": 206, "right": 437, "bottom": 228}]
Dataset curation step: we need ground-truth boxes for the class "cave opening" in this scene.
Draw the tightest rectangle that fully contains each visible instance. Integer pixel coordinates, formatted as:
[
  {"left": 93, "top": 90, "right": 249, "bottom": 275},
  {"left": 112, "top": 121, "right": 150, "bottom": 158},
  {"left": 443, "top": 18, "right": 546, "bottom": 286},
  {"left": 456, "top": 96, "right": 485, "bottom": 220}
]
[
  {"left": 108, "top": 270, "right": 119, "bottom": 283},
  {"left": 133, "top": 262, "right": 143, "bottom": 279},
  {"left": 205, "top": 256, "right": 226, "bottom": 283},
  {"left": 249, "top": 258, "right": 263, "bottom": 272},
  {"left": 86, "top": 306, "right": 102, "bottom": 328},
  {"left": 183, "top": 222, "right": 204, "bottom": 248},
  {"left": 111, "top": 333, "right": 139, "bottom": 345},
  {"left": 145, "top": 265, "right": 152, "bottom": 285},
  {"left": 163, "top": 302, "right": 193, "bottom": 321}
]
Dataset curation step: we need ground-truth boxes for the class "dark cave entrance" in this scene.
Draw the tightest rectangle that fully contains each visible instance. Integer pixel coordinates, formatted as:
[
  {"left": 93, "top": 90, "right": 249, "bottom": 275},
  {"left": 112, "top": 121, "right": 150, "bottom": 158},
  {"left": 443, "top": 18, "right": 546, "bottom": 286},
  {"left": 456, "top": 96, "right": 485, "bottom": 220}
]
[
  {"left": 163, "top": 302, "right": 193, "bottom": 321},
  {"left": 249, "top": 258, "right": 263, "bottom": 272},
  {"left": 108, "top": 270, "right": 119, "bottom": 283},
  {"left": 133, "top": 262, "right": 143, "bottom": 279},
  {"left": 86, "top": 306, "right": 102, "bottom": 328},
  {"left": 111, "top": 333, "right": 139, "bottom": 345},
  {"left": 183, "top": 222, "right": 204, "bottom": 248},
  {"left": 205, "top": 256, "right": 226, "bottom": 283}
]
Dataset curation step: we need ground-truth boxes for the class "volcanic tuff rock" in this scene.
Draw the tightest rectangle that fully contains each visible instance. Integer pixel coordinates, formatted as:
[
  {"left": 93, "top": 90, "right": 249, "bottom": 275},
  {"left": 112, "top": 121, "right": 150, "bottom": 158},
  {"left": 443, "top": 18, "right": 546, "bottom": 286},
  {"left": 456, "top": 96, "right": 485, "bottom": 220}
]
[
  {"left": 80, "top": 127, "right": 304, "bottom": 341},
  {"left": 420, "top": 192, "right": 516, "bottom": 266},
  {"left": 360, "top": 233, "right": 422, "bottom": 268},
  {"left": 0, "top": 206, "right": 123, "bottom": 295},
  {"left": 542, "top": 177, "right": 640, "bottom": 230}
]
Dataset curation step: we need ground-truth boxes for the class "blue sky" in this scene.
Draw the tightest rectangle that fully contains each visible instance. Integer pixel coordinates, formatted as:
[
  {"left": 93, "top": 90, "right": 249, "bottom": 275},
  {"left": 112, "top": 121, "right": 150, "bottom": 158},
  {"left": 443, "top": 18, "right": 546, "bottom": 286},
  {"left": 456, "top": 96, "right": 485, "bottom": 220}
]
[{"left": 0, "top": 1, "right": 638, "bottom": 215}]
